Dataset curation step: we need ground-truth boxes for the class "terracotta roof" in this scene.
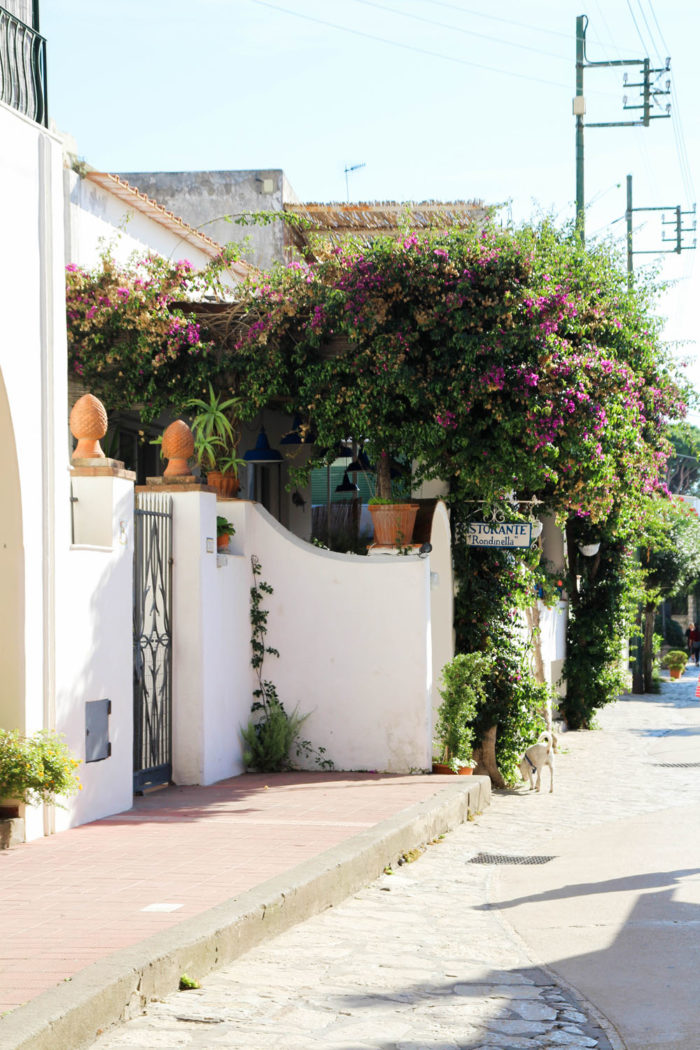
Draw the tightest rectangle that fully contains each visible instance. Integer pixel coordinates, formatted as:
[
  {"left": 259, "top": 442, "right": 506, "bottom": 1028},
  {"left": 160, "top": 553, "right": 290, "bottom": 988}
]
[
  {"left": 285, "top": 200, "right": 490, "bottom": 238},
  {"left": 84, "top": 172, "right": 253, "bottom": 281}
]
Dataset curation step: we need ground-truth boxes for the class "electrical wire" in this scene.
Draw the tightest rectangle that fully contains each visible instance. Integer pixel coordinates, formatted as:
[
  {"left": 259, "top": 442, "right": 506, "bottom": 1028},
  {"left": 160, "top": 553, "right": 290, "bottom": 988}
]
[
  {"left": 636, "top": 0, "right": 662, "bottom": 64},
  {"left": 344, "top": 0, "right": 569, "bottom": 63},
  {"left": 634, "top": 1, "right": 695, "bottom": 210},
  {"left": 247, "top": 0, "right": 576, "bottom": 90},
  {"left": 626, "top": 0, "right": 651, "bottom": 55},
  {"left": 412, "top": 0, "right": 571, "bottom": 41}
]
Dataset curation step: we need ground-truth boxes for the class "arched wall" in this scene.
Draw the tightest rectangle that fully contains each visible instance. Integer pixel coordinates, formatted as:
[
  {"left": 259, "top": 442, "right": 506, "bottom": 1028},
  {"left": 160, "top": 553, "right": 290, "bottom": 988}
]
[
  {"left": 0, "top": 367, "right": 25, "bottom": 731},
  {"left": 429, "top": 501, "right": 454, "bottom": 735}
]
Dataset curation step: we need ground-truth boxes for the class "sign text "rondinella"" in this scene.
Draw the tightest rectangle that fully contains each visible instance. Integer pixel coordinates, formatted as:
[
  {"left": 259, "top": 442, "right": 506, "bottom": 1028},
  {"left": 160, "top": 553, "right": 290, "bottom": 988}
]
[{"left": 466, "top": 522, "right": 533, "bottom": 549}]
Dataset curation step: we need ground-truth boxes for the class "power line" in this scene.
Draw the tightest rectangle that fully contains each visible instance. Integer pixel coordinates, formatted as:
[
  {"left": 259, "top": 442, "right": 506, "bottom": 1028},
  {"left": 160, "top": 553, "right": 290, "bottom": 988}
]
[
  {"left": 414, "top": 0, "right": 571, "bottom": 41},
  {"left": 636, "top": 0, "right": 662, "bottom": 64},
  {"left": 345, "top": 0, "right": 569, "bottom": 63},
  {"left": 634, "top": 0, "right": 695, "bottom": 208},
  {"left": 626, "top": 0, "right": 651, "bottom": 55},
  {"left": 647, "top": 0, "right": 670, "bottom": 55},
  {"left": 247, "top": 0, "right": 578, "bottom": 90}
]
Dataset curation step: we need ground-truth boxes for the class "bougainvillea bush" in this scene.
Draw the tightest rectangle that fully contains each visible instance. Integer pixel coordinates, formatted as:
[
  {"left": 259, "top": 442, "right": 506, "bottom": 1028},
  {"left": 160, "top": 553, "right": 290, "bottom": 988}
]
[
  {"left": 65, "top": 221, "right": 687, "bottom": 778},
  {"left": 66, "top": 251, "right": 237, "bottom": 421}
]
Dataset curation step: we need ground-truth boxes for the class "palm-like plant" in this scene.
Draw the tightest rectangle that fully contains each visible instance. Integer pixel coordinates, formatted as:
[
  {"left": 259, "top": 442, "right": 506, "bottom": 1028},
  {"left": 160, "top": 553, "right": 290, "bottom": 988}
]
[{"left": 185, "top": 384, "right": 244, "bottom": 478}]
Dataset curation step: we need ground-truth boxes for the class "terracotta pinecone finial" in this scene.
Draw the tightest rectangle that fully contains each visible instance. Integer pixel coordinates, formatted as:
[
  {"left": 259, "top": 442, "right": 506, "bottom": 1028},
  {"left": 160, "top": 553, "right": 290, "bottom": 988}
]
[
  {"left": 161, "top": 420, "right": 195, "bottom": 477},
  {"left": 69, "top": 394, "right": 108, "bottom": 460}
]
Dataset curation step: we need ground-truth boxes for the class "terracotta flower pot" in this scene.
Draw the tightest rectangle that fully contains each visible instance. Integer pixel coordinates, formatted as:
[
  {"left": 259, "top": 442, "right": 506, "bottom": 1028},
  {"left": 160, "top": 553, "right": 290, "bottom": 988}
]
[
  {"left": 207, "top": 472, "right": 241, "bottom": 499},
  {"left": 369, "top": 503, "right": 419, "bottom": 546},
  {"left": 217, "top": 533, "right": 232, "bottom": 551},
  {"left": 669, "top": 668, "right": 683, "bottom": 680},
  {"left": 0, "top": 798, "right": 22, "bottom": 819},
  {"left": 431, "top": 763, "right": 473, "bottom": 775}
]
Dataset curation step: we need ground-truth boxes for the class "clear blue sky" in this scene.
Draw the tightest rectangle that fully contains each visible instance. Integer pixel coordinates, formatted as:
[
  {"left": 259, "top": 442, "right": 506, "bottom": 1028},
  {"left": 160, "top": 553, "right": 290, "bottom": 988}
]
[{"left": 42, "top": 0, "right": 699, "bottom": 390}]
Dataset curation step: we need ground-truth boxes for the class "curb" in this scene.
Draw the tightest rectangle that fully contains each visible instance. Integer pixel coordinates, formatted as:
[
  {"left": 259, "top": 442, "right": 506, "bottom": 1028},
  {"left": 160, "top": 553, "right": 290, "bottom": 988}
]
[{"left": 0, "top": 776, "right": 490, "bottom": 1050}]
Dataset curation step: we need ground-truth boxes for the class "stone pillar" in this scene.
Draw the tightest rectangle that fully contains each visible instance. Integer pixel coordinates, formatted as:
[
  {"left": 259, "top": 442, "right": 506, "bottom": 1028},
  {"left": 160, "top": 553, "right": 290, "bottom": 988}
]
[{"left": 140, "top": 421, "right": 248, "bottom": 787}]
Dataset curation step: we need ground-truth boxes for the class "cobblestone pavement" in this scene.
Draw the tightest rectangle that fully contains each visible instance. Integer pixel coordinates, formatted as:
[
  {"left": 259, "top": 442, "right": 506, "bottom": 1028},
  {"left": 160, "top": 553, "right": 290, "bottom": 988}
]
[{"left": 89, "top": 675, "right": 700, "bottom": 1050}]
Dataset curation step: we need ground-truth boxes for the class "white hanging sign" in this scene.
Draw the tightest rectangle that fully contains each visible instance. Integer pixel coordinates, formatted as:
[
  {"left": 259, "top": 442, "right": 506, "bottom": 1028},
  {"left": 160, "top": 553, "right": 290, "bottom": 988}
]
[{"left": 466, "top": 522, "right": 533, "bottom": 548}]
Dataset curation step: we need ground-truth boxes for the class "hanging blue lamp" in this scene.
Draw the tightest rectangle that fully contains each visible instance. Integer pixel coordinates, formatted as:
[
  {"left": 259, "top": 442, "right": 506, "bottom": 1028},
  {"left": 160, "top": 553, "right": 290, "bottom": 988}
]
[
  {"left": 243, "top": 427, "right": 283, "bottom": 463},
  {"left": 335, "top": 470, "right": 359, "bottom": 494},
  {"left": 280, "top": 414, "right": 303, "bottom": 446}
]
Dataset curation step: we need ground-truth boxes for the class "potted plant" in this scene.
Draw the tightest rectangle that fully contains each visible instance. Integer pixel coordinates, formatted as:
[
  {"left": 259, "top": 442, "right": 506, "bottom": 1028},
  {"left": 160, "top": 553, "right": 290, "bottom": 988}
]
[
  {"left": 185, "top": 384, "right": 245, "bottom": 498},
  {"left": 433, "top": 652, "right": 491, "bottom": 774},
  {"left": 367, "top": 451, "right": 419, "bottom": 547},
  {"left": 662, "top": 649, "right": 688, "bottom": 680},
  {"left": 216, "top": 515, "right": 236, "bottom": 551},
  {"left": 0, "top": 729, "right": 81, "bottom": 816}
]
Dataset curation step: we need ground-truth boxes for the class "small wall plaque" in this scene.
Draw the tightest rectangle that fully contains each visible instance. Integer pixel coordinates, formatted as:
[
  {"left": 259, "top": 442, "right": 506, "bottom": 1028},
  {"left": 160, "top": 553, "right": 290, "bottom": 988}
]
[{"left": 85, "top": 699, "right": 111, "bottom": 762}]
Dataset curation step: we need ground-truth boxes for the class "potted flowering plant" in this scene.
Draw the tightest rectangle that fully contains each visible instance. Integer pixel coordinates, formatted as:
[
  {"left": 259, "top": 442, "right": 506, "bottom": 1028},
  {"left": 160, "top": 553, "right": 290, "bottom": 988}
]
[{"left": 0, "top": 729, "right": 81, "bottom": 815}]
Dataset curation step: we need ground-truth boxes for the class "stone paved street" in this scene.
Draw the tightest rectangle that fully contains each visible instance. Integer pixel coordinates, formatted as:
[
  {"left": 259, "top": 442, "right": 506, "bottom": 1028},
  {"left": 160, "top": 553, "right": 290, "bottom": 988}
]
[{"left": 89, "top": 672, "right": 700, "bottom": 1050}]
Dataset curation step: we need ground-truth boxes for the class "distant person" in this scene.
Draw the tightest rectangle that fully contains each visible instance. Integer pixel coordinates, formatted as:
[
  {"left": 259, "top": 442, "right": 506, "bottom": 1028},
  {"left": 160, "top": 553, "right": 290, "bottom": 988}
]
[{"left": 688, "top": 622, "right": 700, "bottom": 666}]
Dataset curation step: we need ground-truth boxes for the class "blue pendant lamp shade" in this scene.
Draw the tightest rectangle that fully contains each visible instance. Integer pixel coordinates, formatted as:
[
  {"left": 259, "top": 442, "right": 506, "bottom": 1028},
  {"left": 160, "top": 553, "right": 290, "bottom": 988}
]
[
  {"left": 280, "top": 414, "right": 315, "bottom": 446},
  {"left": 243, "top": 426, "right": 283, "bottom": 463},
  {"left": 335, "top": 470, "right": 359, "bottom": 494}
]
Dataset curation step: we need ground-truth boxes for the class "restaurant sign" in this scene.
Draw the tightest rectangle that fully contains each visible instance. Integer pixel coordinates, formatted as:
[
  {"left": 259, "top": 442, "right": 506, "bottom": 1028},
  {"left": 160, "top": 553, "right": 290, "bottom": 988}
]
[{"left": 466, "top": 522, "right": 533, "bottom": 549}]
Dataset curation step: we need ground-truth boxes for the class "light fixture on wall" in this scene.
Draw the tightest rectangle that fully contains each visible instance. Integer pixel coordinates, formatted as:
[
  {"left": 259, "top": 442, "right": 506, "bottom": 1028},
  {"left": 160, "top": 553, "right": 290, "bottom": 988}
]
[
  {"left": 530, "top": 520, "right": 544, "bottom": 540},
  {"left": 578, "top": 541, "right": 601, "bottom": 557}
]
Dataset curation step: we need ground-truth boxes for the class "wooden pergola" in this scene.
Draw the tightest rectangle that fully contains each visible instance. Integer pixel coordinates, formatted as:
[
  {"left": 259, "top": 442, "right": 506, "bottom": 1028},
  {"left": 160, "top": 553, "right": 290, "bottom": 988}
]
[{"left": 284, "top": 199, "right": 491, "bottom": 256}]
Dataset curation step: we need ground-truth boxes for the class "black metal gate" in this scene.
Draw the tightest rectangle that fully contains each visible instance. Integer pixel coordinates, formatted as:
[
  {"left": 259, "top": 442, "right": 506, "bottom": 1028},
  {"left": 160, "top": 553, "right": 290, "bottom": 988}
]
[{"left": 133, "top": 492, "right": 173, "bottom": 793}]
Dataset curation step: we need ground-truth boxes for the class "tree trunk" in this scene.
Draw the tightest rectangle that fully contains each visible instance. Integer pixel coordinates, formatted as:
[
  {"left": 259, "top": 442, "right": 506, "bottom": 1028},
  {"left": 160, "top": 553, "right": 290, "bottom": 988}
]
[
  {"left": 472, "top": 726, "right": 506, "bottom": 788},
  {"left": 565, "top": 520, "right": 579, "bottom": 606},
  {"left": 642, "top": 604, "right": 656, "bottom": 693},
  {"left": 631, "top": 607, "right": 644, "bottom": 694},
  {"left": 376, "top": 451, "right": 392, "bottom": 500}
]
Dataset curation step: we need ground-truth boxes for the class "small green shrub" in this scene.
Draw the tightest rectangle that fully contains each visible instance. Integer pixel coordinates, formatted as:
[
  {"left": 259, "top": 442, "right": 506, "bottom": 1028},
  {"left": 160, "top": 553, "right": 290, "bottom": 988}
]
[
  {"left": 434, "top": 653, "right": 491, "bottom": 769},
  {"left": 241, "top": 699, "right": 310, "bottom": 773},
  {"left": 662, "top": 649, "right": 688, "bottom": 672},
  {"left": 0, "top": 729, "right": 81, "bottom": 806}
]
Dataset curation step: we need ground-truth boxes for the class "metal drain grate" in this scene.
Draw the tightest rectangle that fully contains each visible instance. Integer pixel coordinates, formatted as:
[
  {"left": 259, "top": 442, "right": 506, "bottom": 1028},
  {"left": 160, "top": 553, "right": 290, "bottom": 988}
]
[
  {"left": 654, "top": 762, "right": 700, "bottom": 768},
  {"left": 468, "top": 853, "right": 555, "bottom": 865}
]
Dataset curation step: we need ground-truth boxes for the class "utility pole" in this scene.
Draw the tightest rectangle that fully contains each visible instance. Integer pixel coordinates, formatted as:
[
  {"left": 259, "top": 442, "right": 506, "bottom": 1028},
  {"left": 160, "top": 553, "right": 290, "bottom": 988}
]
[
  {"left": 625, "top": 173, "right": 696, "bottom": 287},
  {"left": 574, "top": 14, "right": 671, "bottom": 244}
]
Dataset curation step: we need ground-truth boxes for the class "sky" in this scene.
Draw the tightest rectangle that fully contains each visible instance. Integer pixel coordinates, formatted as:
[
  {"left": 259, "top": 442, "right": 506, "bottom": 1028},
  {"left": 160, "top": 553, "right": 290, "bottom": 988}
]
[{"left": 41, "top": 0, "right": 699, "bottom": 391}]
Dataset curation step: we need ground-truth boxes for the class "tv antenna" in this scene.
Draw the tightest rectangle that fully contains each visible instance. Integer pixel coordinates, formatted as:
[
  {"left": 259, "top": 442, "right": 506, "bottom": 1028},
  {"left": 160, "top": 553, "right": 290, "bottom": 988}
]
[{"left": 344, "top": 162, "right": 366, "bottom": 202}]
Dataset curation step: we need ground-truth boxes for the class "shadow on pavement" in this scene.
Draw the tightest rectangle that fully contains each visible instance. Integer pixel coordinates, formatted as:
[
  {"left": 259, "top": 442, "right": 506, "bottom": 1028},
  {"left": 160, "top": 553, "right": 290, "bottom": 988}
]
[{"left": 478, "top": 866, "right": 700, "bottom": 910}]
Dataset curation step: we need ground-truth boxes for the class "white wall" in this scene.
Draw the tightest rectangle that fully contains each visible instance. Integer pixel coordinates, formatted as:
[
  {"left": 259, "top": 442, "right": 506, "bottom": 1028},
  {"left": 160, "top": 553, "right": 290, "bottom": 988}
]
[
  {"left": 0, "top": 102, "right": 71, "bottom": 839},
  {"left": 228, "top": 502, "right": 433, "bottom": 773},
  {"left": 169, "top": 491, "right": 250, "bottom": 786},
  {"left": 168, "top": 493, "right": 436, "bottom": 782},
  {"left": 64, "top": 169, "right": 239, "bottom": 281},
  {"left": 54, "top": 476, "right": 135, "bottom": 829},
  {"left": 540, "top": 600, "right": 568, "bottom": 696},
  {"left": 428, "top": 502, "right": 454, "bottom": 736}
]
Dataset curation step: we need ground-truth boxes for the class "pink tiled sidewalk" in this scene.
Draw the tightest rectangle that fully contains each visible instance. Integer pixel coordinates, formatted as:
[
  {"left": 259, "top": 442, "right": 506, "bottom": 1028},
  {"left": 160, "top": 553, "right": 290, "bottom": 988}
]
[{"left": 0, "top": 772, "right": 457, "bottom": 1015}]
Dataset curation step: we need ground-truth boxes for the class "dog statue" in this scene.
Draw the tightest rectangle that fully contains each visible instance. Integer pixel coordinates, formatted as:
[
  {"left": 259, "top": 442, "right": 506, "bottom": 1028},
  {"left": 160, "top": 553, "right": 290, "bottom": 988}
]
[{"left": 518, "top": 731, "right": 555, "bottom": 793}]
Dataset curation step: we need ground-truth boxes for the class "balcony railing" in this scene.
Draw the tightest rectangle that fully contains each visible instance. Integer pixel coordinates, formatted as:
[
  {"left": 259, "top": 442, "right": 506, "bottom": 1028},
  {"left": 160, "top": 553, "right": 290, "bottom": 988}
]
[{"left": 0, "top": 5, "right": 47, "bottom": 126}]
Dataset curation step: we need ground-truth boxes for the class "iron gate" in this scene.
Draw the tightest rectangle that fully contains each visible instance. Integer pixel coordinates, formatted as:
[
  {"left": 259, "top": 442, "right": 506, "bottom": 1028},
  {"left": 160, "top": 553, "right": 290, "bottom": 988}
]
[{"left": 133, "top": 492, "right": 173, "bottom": 793}]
